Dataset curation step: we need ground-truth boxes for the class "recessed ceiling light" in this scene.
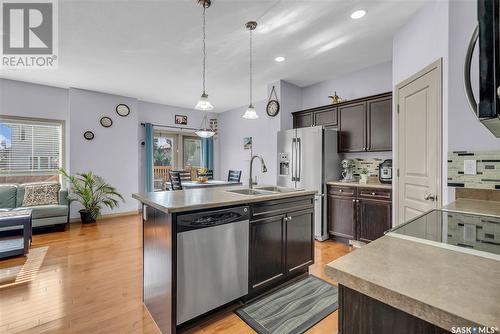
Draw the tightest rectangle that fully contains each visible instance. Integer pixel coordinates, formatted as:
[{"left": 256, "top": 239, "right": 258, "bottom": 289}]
[
  {"left": 350, "top": 10, "right": 366, "bottom": 19},
  {"left": 275, "top": 56, "right": 286, "bottom": 62}
]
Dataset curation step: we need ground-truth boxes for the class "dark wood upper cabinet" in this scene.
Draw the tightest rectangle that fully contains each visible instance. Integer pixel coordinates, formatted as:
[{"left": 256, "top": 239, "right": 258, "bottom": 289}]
[
  {"left": 293, "top": 112, "right": 314, "bottom": 128},
  {"left": 367, "top": 96, "right": 392, "bottom": 151},
  {"left": 292, "top": 92, "right": 392, "bottom": 153},
  {"left": 358, "top": 198, "right": 392, "bottom": 243},
  {"left": 314, "top": 107, "right": 338, "bottom": 126},
  {"left": 338, "top": 102, "right": 367, "bottom": 153}
]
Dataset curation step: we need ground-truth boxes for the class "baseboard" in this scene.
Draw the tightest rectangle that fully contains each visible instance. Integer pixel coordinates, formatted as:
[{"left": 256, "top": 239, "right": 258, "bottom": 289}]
[{"left": 69, "top": 210, "right": 140, "bottom": 223}]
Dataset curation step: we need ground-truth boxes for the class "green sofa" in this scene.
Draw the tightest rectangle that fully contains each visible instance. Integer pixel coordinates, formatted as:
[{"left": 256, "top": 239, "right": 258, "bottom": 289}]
[{"left": 0, "top": 184, "right": 69, "bottom": 228}]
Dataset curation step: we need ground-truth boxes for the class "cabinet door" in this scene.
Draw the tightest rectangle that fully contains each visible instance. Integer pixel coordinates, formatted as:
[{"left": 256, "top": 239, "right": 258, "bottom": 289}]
[
  {"left": 294, "top": 112, "right": 314, "bottom": 128},
  {"left": 358, "top": 198, "right": 392, "bottom": 242},
  {"left": 286, "top": 209, "right": 314, "bottom": 273},
  {"left": 250, "top": 215, "right": 285, "bottom": 289},
  {"left": 328, "top": 195, "right": 356, "bottom": 240},
  {"left": 314, "top": 108, "right": 338, "bottom": 127},
  {"left": 338, "top": 102, "right": 367, "bottom": 152},
  {"left": 367, "top": 96, "right": 392, "bottom": 151}
]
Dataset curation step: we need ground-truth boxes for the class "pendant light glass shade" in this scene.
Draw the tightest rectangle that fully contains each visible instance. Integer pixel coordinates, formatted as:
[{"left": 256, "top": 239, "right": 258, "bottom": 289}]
[
  {"left": 243, "top": 21, "right": 258, "bottom": 120},
  {"left": 195, "top": 92, "right": 214, "bottom": 111},
  {"left": 195, "top": 114, "right": 215, "bottom": 138},
  {"left": 242, "top": 104, "right": 258, "bottom": 119},
  {"left": 195, "top": 1, "right": 214, "bottom": 110}
]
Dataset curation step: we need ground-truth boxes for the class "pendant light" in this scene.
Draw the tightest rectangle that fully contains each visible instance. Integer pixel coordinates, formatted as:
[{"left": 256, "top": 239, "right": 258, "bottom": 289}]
[
  {"left": 195, "top": 0, "right": 214, "bottom": 111},
  {"left": 242, "top": 21, "right": 259, "bottom": 120},
  {"left": 195, "top": 114, "right": 215, "bottom": 138}
]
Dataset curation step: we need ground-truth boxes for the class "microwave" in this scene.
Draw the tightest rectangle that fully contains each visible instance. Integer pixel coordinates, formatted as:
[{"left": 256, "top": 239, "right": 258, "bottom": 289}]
[{"left": 465, "top": 0, "right": 500, "bottom": 137}]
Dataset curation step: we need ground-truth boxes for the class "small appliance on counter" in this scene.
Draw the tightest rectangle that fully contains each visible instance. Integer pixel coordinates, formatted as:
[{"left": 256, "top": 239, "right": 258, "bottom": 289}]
[
  {"left": 379, "top": 159, "right": 392, "bottom": 184},
  {"left": 341, "top": 159, "right": 355, "bottom": 182}
]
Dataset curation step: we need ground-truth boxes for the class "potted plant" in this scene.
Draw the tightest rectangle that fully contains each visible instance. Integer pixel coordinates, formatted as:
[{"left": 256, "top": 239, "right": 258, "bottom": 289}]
[
  {"left": 60, "top": 168, "right": 124, "bottom": 224},
  {"left": 360, "top": 168, "right": 370, "bottom": 184}
]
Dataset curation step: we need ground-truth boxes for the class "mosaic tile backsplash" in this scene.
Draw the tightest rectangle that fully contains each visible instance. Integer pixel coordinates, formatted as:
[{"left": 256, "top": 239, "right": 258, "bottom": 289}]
[
  {"left": 448, "top": 151, "right": 500, "bottom": 189},
  {"left": 352, "top": 158, "right": 385, "bottom": 177}
]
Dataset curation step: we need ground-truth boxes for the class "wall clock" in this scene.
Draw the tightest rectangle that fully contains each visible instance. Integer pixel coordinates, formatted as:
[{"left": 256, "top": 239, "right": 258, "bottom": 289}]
[
  {"left": 266, "top": 86, "right": 280, "bottom": 117},
  {"left": 116, "top": 104, "right": 130, "bottom": 117},
  {"left": 83, "top": 131, "right": 95, "bottom": 140},
  {"left": 100, "top": 116, "right": 113, "bottom": 128}
]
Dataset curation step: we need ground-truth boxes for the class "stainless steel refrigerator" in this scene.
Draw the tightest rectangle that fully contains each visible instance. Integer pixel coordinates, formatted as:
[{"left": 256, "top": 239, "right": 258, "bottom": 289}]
[{"left": 277, "top": 126, "right": 340, "bottom": 241}]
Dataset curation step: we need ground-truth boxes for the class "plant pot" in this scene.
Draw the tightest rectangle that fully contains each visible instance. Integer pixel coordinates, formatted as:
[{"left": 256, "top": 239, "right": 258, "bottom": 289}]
[
  {"left": 360, "top": 174, "right": 369, "bottom": 184},
  {"left": 79, "top": 209, "right": 97, "bottom": 224}
]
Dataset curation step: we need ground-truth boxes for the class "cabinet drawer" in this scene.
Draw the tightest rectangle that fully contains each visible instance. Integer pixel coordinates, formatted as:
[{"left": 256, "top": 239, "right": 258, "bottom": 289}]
[
  {"left": 327, "top": 186, "right": 356, "bottom": 197},
  {"left": 251, "top": 196, "right": 314, "bottom": 220},
  {"left": 357, "top": 188, "right": 392, "bottom": 201}
]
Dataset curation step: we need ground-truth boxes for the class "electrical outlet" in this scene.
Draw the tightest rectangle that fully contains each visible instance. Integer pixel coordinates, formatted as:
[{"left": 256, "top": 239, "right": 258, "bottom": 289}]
[{"left": 463, "top": 160, "right": 477, "bottom": 175}]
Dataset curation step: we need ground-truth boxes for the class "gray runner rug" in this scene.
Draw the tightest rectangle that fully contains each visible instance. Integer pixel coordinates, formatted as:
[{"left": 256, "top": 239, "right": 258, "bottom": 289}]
[{"left": 236, "top": 275, "right": 338, "bottom": 334}]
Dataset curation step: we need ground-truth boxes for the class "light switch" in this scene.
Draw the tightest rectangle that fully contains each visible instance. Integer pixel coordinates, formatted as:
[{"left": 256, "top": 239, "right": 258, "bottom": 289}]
[{"left": 463, "top": 160, "right": 477, "bottom": 175}]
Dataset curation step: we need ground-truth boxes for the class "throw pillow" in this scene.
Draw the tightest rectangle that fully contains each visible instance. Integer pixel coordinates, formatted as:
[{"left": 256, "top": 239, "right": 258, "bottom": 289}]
[{"left": 22, "top": 183, "right": 60, "bottom": 207}]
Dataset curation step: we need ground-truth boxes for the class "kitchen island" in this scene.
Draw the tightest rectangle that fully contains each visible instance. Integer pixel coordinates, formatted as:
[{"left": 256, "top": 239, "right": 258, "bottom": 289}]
[
  {"left": 326, "top": 201, "right": 500, "bottom": 334},
  {"left": 133, "top": 186, "right": 317, "bottom": 334}
]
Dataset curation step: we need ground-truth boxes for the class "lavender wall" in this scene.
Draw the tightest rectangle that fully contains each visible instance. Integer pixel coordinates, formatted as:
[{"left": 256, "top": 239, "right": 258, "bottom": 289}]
[
  {"left": 218, "top": 100, "right": 279, "bottom": 186},
  {"left": 301, "top": 61, "right": 393, "bottom": 110}
]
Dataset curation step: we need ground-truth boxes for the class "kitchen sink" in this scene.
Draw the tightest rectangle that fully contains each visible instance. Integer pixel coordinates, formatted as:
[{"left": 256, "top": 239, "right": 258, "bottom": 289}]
[
  {"left": 226, "top": 189, "right": 273, "bottom": 196},
  {"left": 255, "top": 186, "right": 300, "bottom": 193}
]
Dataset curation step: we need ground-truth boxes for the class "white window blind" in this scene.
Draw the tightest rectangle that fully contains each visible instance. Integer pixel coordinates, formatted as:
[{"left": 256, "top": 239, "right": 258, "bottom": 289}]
[{"left": 0, "top": 119, "right": 62, "bottom": 176}]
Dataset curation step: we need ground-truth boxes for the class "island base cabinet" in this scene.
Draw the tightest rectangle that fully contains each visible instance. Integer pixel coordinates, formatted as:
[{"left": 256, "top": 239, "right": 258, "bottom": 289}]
[
  {"left": 142, "top": 206, "right": 175, "bottom": 334},
  {"left": 286, "top": 209, "right": 314, "bottom": 273},
  {"left": 250, "top": 216, "right": 285, "bottom": 290},
  {"left": 249, "top": 196, "right": 315, "bottom": 297},
  {"left": 338, "top": 285, "right": 451, "bottom": 334}
]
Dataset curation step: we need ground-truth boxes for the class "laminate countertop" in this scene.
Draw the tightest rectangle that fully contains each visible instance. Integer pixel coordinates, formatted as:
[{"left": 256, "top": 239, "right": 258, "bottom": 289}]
[
  {"left": 326, "top": 224, "right": 500, "bottom": 331},
  {"left": 326, "top": 180, "right": 392, "bottom": 189},
  {"left": 133, "top": 186, "right": 317, "bottom": 214}
]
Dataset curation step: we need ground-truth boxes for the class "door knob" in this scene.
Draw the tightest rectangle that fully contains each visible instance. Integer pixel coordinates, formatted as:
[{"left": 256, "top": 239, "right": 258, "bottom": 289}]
[{"left": 424, "top": 194, "right": 437, "bottom": 201}]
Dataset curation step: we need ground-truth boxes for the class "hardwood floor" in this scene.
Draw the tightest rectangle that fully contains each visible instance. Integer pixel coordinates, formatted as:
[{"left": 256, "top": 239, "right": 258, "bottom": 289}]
[{"left": 0, "top": 215, "right": 350, "bottom": 334}]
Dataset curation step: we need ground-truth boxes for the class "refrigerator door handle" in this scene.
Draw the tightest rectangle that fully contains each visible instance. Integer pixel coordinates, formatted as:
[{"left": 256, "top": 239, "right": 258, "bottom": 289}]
[
  {"left": 291, "top": 138, "right": 296, "bottom": 181},
  {"left": 297, "top": 138, "right": 302, "bottom": 181}
]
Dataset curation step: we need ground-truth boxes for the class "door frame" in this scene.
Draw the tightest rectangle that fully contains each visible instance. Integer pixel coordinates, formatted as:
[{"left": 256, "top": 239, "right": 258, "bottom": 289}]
[{"left": 393, "top": 58, "right": 443, "bottom": 226}]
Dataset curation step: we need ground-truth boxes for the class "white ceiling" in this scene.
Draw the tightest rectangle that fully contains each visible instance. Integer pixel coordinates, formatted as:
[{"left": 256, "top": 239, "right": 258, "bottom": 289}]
[{"left": 0, "top": 0, "right": 427, "bottom": 112}]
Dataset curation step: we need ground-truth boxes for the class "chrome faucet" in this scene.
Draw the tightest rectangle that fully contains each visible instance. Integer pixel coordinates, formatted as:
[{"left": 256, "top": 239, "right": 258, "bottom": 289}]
[{"left": 249, "top": 155, "right": 267, "bottom": 189}]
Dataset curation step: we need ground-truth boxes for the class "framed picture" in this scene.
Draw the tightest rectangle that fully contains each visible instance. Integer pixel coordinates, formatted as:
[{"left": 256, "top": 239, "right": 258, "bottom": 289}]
[
  {"left": 243, "top": 137, "right": 252, "bottom": 150},
  {"left": 175, "top": 115, "right": 188, "bottom": 125}
]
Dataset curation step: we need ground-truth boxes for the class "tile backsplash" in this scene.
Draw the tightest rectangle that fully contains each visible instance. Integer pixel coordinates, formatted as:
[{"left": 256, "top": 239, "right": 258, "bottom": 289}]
[
  {"left": 352, "top": 158, "right": 385, "bottom": 177},
  {"left": 448, "top": 151, "right": 500, "bottom": 189}
]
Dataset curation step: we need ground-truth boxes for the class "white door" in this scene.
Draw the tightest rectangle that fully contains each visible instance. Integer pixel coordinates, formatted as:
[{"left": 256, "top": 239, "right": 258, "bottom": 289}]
[{"left": 396, "top": 59, "right": 442, "bottom": 225}]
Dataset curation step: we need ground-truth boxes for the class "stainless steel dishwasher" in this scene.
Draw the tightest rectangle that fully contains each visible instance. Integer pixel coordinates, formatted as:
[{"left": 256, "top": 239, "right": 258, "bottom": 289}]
[{"left": 176, "top": 206, "right": 249, "bottom": 325}]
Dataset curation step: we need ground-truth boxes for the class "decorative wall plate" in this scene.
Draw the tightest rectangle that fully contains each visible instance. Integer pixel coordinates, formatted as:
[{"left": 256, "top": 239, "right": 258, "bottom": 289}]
[
  {"left": 116, "top": 104, "right": 130, "bottom": 117},
  {"left": 83, "top": 131, "right": 95, "bottom": 140},
  {"left": 100, "top": 116, "right": 113, "bottom": 128}
]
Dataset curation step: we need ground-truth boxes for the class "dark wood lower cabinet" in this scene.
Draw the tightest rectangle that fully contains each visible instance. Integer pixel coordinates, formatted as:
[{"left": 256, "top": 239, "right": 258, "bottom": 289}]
[
  {"left": 250, "top": 215, "right": 285, "bottom": 289},
  {"left": 249, "top": 196, "right": 315, "bottom": 295},
  {"left": 358, "top": 198, "right": 392, "bottom": 243},
  {"left": 286, "top": 209, "right": 314, "bottom": 273},
  {"left": 327, "top": 185, "right": 392, "bottom": 243},
  {"left": 328, "top": 195, "right": 356, "bottom": 240},
  {"left": 338, "top": 285, "right": 451, "bottom": 334}
]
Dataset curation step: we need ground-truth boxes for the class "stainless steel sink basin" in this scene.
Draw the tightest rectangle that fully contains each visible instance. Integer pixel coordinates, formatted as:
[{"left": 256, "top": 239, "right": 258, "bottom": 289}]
[
  {"left": 226, "top": 189, "right": 273, "bottom": 196},
  {"left": 255, "top": 186, "right": 299, "bottom": 193}
]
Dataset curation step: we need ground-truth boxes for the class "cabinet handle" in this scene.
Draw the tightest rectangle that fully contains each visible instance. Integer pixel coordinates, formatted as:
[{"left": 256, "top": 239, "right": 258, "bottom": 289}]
[
  {"left": 352, "top": 199, "right": 356, "bottom": 202},
  {"left": 371, "top": 192, "right": 376, "bottom": 196},
  {"left": 288, "top": 216, "right": 293, "bottom": 221},
  {"left": 339, "top": 189, "right": 343, "bottom": 192}
]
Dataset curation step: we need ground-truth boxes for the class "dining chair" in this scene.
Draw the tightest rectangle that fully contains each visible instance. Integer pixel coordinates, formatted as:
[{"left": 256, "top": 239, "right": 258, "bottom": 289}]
[
  {"left": 197, "top": 169, "right": 214, "bottom": 180},
  {"left": 172, "top": 170, "right": 192, "bottom": 182},
  {"left": 228, "top": 170, "right": 242, "bottom": 182},
  {"left": 169, "top": 171, "right": 183, "bottom": 190}
]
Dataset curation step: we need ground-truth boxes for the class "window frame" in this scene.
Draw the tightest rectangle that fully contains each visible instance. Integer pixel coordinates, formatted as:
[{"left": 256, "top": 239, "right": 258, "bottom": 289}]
[{"left": 0, "top": 115, "right": 65, "bottom": 178}]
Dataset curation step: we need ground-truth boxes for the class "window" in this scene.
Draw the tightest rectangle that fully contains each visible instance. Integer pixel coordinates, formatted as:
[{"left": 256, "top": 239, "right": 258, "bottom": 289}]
[
  {"left": 183, "top": 137, "right": 202, "bottom": 169},
  {"left": 0, "top": 118, "right": 63, "bottom": 184}
]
